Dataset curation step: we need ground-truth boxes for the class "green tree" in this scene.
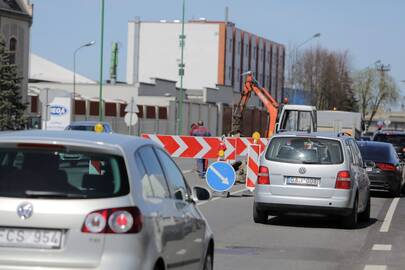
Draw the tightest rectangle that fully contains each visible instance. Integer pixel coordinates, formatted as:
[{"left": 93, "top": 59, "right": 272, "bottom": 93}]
[
  {"left": 0, "top": 37, "right": 26, "bottom": 130},
  {"left": 353, "top": 67, "right": 399, "bottom": 131}
]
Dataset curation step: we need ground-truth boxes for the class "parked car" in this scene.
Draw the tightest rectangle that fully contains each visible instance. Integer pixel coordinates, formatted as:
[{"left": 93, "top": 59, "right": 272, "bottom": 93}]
[
  {"left": 65, "top": 121, "right": 113, "bottom": 133},
  {"left": 0, "top": 130, "right": 214, "bottom": 270},
  {"left": 253, "top": 132, "right": 370, "bottom": 228},
  {"left": 357, "top": 141, "right": 404, "bottom": 197},
  {"left": 372, "top": 130, "right": 405, "bottom": 160}
]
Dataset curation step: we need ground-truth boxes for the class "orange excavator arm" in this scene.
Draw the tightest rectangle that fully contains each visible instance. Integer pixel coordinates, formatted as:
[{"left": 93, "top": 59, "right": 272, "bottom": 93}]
[{"left": 231, "top": 72, "right": 279, "bottom": 138}]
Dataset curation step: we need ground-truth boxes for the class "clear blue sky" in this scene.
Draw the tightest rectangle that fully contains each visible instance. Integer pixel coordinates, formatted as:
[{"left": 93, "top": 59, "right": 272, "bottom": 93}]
[{"left": 31, "top": 0, "right": 405, "bottom": 96}]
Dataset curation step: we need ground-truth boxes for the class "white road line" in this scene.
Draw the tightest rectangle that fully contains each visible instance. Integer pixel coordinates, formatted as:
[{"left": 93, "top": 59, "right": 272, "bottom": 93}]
[
  {"left": 372, "top": 244, "right": 392, "bottom": 251},
  {"left": 182, "top": 169, "right": 193, "bottom": 174},
  {"left": 197, "top": 188, "right": 248, "bottom": 206},
  {"left": 380, "top": 197, "right": 400, "bottom": 233},
  {"left": 363, "top": 265, "right": 387, "bottom": 270}
]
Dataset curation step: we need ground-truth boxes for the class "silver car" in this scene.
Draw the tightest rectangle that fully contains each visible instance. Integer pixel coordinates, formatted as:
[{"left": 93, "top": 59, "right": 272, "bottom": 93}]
[
  {"left": 254, "top": 132, "right": 370, "bottom": 228},
  {"left": 0, "top": 131, "right": 214, "bottom": 270}
]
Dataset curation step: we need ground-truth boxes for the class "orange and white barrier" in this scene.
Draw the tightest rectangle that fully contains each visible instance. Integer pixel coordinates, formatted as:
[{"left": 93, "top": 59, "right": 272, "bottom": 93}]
[{"left": 246, "top": 144, "right": 261, "bottom": 191}]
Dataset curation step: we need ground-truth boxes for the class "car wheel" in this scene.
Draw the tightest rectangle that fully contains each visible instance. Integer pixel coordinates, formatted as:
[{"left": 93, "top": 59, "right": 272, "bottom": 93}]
[
  {"left": 358, "top": 194, "right": 370, "bottom": 222},
  {"left": 342, "top": 196, "right": 358, "bottom": 229},
  {"left": 253, "top": 204, "right": 268, "bottom": 224},
  {"left": 390, "top": 182, "right": 401, "bottom": 197},
  {"left": 203, "top": 250, "right": 213, "bottom": 270}
]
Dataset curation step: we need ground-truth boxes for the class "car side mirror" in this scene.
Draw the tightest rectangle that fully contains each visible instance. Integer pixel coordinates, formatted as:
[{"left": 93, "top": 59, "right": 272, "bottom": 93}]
[
  {"left": 191, "top": 186, "right": 211, "bottom": 202},
  {"left": 364, "top": 160, "right": 376, "bottom": 168}
]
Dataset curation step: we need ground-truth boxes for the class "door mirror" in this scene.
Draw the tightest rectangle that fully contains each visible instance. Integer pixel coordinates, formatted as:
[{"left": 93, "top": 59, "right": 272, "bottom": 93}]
[
  {"left": 364, "top": 160, "right": 376, "bottom": 168},
  {"left": 192, "top": 186, "right": 211, "bottom": 202}
]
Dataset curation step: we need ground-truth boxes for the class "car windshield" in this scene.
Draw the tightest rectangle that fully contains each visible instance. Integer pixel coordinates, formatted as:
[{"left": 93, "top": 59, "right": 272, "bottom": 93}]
[
  {"left": 266, "top": 137, "right": 343, "bottom": 164},
  {"left": 68, "top": 125, "right": 95, "bottom": 131},
  {"left": 0, "top": 147, "right": 129, "bottom": 199}
]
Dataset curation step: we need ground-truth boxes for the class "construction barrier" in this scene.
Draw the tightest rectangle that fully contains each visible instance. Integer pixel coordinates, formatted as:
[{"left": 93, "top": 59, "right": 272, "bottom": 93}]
[
  {"left": 246, "top": 144, "right": 261, "bottom": 191},
  {"left": 142, "top": 134, "right": 269, "bottom": 161}
]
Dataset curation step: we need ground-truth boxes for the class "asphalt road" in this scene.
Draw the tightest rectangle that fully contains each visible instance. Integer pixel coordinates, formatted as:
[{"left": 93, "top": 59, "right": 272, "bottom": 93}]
[{"left": 177, "top": 158, "right": 405, "bottom": 270}]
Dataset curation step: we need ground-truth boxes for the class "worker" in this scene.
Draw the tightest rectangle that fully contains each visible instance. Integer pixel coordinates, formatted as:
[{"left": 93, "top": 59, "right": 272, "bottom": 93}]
[
  {"left": 189, "top": 122, "right": 198, "bottom": 135},
  {"left": 192, "top": 120, "right": 211, "bottom": 178}
]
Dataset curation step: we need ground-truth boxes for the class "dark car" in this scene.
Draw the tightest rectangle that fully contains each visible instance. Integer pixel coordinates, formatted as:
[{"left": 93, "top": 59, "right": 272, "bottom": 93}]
[
  {"left": 372, "top": 131, "right": 405, "bottom": 160},
  {"left": 65, "top": 121, "right": 113, "bottom": 133},
  {"left": 357, "top": 141, "right": 404, "bottom": 197}
]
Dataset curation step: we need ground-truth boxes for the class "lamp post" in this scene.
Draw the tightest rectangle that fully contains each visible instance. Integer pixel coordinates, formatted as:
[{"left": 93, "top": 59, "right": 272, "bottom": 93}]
[
  {"left": 73, "top": 40, "right": 95, "bottom": 121},
  {"left": 292, "top": 33, "right": 321, "bottom": 88},
  {"left": 176, "top": 0, "right": 186, "bottom": 135},
  {"left": 99, "top": 0, "right": 105, "bottom": 121}
]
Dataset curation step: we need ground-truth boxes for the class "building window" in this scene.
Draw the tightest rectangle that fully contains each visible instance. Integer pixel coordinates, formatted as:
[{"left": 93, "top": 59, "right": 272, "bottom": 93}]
[
  {"left": 158, "top": 107, "right": 168, "bottom": 119},
  {"left": 30, "top": 96, "right": 38, "bottom": 113},
  {"left": 90, "top": 101, "right": 99, "bottom": 116},
  {"left": 238, "top": 41, "right": 241, "bottom": 54},
  {"left": 137, "top": 105, "right": 144, "bottom": 118},
  {"left": 146, "top": 106, "right": 156, "bottom": 119},
  {"left": 119, "top": 103, "right": 127, "bottom": 117},
  {"left": 9, "top": 37, "right": 17, "bottom": 64},
  {"left": 75, "top": 100, "right": 86, "bottom": 115},
  {"left": 105, "top": 102, "right": 117, "bottom": 117},
  {"left": 229, "top": 39, "right": 232, "bottom": 52}
]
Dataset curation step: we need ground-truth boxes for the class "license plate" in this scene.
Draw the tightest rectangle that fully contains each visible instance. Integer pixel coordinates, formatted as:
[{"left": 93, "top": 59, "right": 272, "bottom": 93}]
[
  {"left": 366, "top": 167, "right": 373, "bottom": 172},
  {"left": 0, "top": 228, "right": 62, "bottom": 249},
  {"left": 286, "top": 176, "right": 320, "bottom": 186}
]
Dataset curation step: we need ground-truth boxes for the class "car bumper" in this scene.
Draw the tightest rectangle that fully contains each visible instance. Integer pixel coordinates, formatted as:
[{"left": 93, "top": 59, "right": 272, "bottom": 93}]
[
  {"left": 255, "top": 202, "right": 352, "bottom": 216},
  {"left": 367, "top": 171, "right": 398, "bottom": 191}
]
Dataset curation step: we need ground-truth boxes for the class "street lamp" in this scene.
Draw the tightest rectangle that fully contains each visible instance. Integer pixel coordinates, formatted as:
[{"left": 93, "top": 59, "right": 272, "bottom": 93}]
[
  {"left": 99, "top": 0, "right": 105, "bottom": 121},
  {"left": 292, "top": 33, "right": 321, "bottom": 88},
  {"left": 73, "top": 40, "right": 95, "bottom": 120},
  {"left": 176, "top": 0, "right": 186, "bottom": 134}
]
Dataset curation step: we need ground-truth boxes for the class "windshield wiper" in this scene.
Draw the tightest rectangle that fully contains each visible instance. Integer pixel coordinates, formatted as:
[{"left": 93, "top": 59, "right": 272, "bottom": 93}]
[
  {"left": 301, "top": 161, "right": 319, "bottom": 164},
  {"left": 25, "top": 190, "right": 87, "bottom": 199}
]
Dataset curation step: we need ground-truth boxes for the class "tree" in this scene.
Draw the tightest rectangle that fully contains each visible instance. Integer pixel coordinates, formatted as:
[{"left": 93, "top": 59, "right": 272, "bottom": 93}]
[
  {"left": 0, "top": 36, "right": 26, "bottom": 130},
  {"left": 295, "top": 46, "right": 358, "bottom": 111},
  {"left": 353, "top": 67, "right": 399, "bottom": 131}
]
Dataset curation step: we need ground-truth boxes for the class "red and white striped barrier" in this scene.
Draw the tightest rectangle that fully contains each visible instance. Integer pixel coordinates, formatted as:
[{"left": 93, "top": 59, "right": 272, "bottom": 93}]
[
  {"left": 142, "top": 134, "right": 269, "bottom": 160},
  {"left": 246, "top": 144, "right": 261, "bottom": 191}
]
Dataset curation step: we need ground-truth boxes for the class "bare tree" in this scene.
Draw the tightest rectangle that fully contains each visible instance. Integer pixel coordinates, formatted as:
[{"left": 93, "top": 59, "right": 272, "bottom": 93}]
[
  {"left": 295, "top": 46, "right": 357, "bottom": 111},
  {"left": 354, "top": 67, "right": 399, "bottom": 131}
]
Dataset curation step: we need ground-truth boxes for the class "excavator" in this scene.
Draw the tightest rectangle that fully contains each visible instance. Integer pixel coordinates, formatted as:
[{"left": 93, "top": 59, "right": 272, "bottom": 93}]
[
  {"left": 231, "top": 71, "right": 317, "bottom": 137},
  {"left": 231, "top": 72, "right": 317, "bottom": 183}
]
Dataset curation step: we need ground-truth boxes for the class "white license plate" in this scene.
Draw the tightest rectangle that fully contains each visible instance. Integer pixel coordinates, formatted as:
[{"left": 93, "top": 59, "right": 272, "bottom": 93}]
[
  {"left": 0, "top": 228, "right": 62, "bottom": 249},
  {"left": 366, "top": 167, "right": 373, "bottom": 172},
  {"left": 286, "top": 176, "right": 320, "bottom": 186}
]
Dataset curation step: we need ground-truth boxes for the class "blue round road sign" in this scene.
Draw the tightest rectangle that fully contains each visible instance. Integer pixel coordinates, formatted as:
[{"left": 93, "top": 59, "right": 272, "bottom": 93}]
[{"left": 206, "top": 161, "right": 236, "bottom": 192}]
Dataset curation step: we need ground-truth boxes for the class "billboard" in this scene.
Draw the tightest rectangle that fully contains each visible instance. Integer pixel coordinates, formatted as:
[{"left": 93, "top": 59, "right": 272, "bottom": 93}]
[{"left": 40, "top": 89, "right": 72, "bottom": 130}]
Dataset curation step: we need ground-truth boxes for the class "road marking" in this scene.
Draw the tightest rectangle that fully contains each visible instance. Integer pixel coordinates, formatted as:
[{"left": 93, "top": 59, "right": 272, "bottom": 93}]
[
  {"left": 363, "top": 265, "right": 387, "bottom": 270},
  {"left": 182, "top": 169, "right": 193, "bottom": 174},
  {"left": 380, "top": 197, "right": 400, "bottom": 232},
  {"left": 197, "top": 188, "right": 248, "bottom": 206},
  {"left": 209, "top": 166, "right": 229, "bottom": 185},
  {"left": 372, "top": 244, "right": 392, "bottom": 251}
]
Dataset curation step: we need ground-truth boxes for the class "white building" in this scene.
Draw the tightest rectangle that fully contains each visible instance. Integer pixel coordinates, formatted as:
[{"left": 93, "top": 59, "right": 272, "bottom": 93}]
[
  {"left": 126, "top": 18, "right": 286, "bottom": 101},
  {"left": 0, "top": 0, "right": 33, "bottom": 105}
]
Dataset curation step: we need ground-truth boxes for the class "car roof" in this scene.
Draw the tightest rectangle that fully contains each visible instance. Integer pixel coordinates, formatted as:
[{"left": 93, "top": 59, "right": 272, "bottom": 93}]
[
  {"left": 357, "top": 140, "right": 393, "bottom": 149},
  {"left": 273, "top": 131, "right": 348, "bottom": 141},
  {"left": 0, "top": 130, "right": 153, "bottom": 154},
  {"left": 69, "top": 121, "right": 111, "bottom": 126},
  {"left": 374, "top": 130, "right": 405, "bottom": 136}
]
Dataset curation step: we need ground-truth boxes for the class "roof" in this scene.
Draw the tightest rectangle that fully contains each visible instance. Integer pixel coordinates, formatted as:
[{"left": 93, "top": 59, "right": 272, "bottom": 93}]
[
  {"left": 0, "top": 0, "right": 21, "bottom": 12},
  {"left": 357, "top": 141, "right": 392, "bottom": 148},
  {"left": 29, "top": 53, "right": 96, "bottom": 84},
  {"left": 0, "top": 130, "right": 154, "bottom": 153}
]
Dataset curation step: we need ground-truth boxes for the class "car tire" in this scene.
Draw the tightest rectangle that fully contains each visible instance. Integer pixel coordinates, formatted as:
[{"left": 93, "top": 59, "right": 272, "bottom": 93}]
[
  {"left": 253, "top": 204, "right": 268, "bottom": 224},
  {"left": 390, "top": 182, "right": 401, "bottom": 197},
  {"left": 342, "top": 196, "right": 358, "bottom": 229},
  {"left": 203, "top": 250, "right": 213, "bottom": 270},
  {"left": 358, "top": 195, "right": 370, "bottom": 222}
]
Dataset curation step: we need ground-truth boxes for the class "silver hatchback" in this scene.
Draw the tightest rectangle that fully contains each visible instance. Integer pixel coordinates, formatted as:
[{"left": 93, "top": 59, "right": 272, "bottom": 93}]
[
  {"left": 0, "top": 131, "right": 214, "bottom": 270},
  {"left": 254, "top": 133, "right": 370, "bottom": 228}
]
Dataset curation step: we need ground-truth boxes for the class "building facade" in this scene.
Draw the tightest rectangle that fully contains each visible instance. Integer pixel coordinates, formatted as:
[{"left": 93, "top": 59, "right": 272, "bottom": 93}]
[
  {"left": 126, "top": 19, "right": 285, "bottom": 101},
  {"left": 0, "top": 0, "right": 33, "bottom": 105}
]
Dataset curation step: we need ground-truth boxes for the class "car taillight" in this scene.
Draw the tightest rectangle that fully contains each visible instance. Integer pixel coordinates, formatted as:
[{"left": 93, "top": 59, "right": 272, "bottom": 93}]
[
  {"left": 82, "top": 207, "right": 142, "bottom": 234},
  {"left": 376, "top": 163, "right": 396, "bottom": 172},
  {"left": 335, "top": 170, "right": 351, "bottom": 189},
  {"left": 257, "top": 166, "right": 270, "bottom": 185}
]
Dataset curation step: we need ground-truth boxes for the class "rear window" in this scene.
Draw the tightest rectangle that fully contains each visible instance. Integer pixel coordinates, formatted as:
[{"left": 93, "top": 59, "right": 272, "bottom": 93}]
[
  {"left": 266, "top": 137, "right": 343, "bottom": 164},
  {"left": 357, "top": 144, "right": 393, "bottom": 163},
  {"left": 0, "top": 147, "right": 129, "bottom": 199},
  {"left": 374, "top": 134, "right": 405, "bottom": 147}
]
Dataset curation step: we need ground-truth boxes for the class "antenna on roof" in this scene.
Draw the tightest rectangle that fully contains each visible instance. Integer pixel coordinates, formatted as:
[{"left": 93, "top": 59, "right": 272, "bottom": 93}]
[{"left": 225, "top": 6, "right": 229, "bottom": 23}]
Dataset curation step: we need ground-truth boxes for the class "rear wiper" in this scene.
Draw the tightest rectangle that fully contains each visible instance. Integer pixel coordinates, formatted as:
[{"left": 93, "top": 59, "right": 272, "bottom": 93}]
[
  {"left": 25, "top": 190, "right": 87, "bottom": 199},
  {"left": 301, "top": 161, "right": 318, "bottom": 164}
]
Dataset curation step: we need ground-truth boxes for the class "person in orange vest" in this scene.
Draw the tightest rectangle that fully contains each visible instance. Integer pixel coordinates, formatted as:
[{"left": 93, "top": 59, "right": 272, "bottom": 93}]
[{"left": 191, "top": 120, "right": 211, "bottom": 178}]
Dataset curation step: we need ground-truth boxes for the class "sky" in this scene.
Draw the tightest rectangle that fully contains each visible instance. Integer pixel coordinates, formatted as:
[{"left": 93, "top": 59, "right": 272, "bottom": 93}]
[{"left": 31, "top": 0, "right": 405, "bottom": 98}]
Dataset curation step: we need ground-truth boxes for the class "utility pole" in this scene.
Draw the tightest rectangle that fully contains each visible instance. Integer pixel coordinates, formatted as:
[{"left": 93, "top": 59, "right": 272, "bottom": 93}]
[
  {"left": 375, "top": 62, "right": 391, "bottom": 95},
  {"left": 176, "top": 0, "right": 186, "bottom": 135},
  {"left": 98, "top": 0, "right": 105, "bottom": 121}
]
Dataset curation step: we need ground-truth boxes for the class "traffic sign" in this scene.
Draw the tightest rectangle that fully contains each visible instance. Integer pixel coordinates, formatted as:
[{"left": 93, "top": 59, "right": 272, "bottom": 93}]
[
  {"left": 124, "top": 113, "right": 138, "bottom": 126},
  {"left": 206, "top": 161, "right": 236, "bottom": 192}
]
